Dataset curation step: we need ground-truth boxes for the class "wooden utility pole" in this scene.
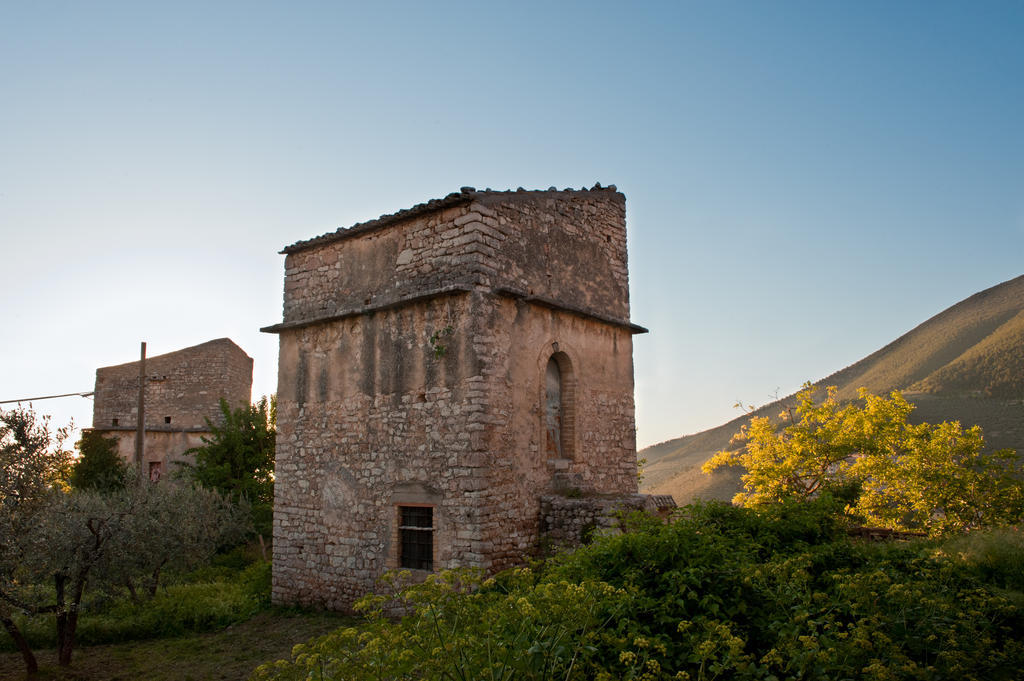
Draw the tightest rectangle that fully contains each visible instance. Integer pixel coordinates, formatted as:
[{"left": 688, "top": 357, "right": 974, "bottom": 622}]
[{"left": 135, "top": 341, "right": 146, "bottom": 475}]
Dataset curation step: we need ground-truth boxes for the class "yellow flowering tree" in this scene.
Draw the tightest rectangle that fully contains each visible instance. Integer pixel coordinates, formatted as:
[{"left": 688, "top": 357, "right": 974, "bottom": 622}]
[{"left": 703, "top": 384, "right": 1023, "bottom": 534}]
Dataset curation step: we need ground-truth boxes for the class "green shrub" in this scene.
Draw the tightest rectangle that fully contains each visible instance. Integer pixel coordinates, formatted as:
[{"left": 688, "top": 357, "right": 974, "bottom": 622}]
[
  {"left": 252, "top": 568, "right": 637, "bottom": 681},
  {"left": 256, "top": 504, "right": 1024, "bottom": 681},
  {"left": 212, "top": 543, "right": 264, "bottom": 570},
  {"left": 239, "top": 560, "right": 273, "bottom": 607},
  {"left": 936, "top": 526, "right": 1024, "bottom": 592},
  {"left": 0, "top": 560, "right": 272, "bottom": 652}
]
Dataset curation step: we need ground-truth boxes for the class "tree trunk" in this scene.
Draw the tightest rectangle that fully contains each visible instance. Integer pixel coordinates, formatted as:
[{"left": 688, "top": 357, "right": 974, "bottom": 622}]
[
  {"left": 54, "top": 573, "right": 69, "bottom": 666},
  {"left": 56, "top": 574, "right": 86, "bottom": 666},
  {"left": 0, "top": 612, "right": 38, "bottom": 676},
  {"left": 147, "top": 559, "right": 167, "bottom": 597},
  {"left": 57, "top": 608, "right": 78, "bottom": 667},
  {"left": 125, "top": 577, "right": 138, "bottom": 602}
]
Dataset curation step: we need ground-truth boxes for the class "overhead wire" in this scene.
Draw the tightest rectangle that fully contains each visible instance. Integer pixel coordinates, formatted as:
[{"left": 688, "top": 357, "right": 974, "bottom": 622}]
[{"left": 0, "top": 392, "right": 94, "bottom": 405}]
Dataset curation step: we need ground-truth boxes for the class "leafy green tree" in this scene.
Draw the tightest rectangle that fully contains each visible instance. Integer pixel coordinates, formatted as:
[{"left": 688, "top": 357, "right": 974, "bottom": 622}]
[
  {"left": 703, "top": 383, "right": 1024, "bottom": 534},
  {"left": 185, "top": 395, "right": 275, "bottom": 535},
  {"left": 0, "top": 405, "right": 72, "bottom": 503},
  {"left": 69, "top": 430, "right": 129, "bottom": 493},
  {"left": 0, "top": 406, "right": 72, "bottom": 675}
]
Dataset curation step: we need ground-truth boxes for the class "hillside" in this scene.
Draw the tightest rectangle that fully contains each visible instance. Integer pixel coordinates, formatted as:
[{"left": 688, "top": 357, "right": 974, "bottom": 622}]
[{"left": 642, "top": 274, "right": 1024, "bottom": 503}]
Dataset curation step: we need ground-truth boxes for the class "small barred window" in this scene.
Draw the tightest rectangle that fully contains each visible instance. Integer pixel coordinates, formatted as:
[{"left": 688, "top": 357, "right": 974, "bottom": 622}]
[{"left": 399, "top": 506, "right": 433, "bottom": 570}]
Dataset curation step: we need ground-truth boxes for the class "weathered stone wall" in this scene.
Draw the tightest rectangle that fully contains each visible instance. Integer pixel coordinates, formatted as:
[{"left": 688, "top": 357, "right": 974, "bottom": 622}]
[
  {"left": 277, "top": 187, "right": 629, "bottom": 327},
  {"left": 280, "top": 204, "right": 477, "bottom": 324},
  {"left": 540, "top": 494, "right": 677, "bottom": 549},
  {"left": 466, "top": 294, "right": 641, "bottom": 573},
  {"left": 268, "top": 187, "right": 645, "bottom": 611},
  {"left": 103, "top": 429, "right": 207, "bottom": 474},
  {"left": 272, "top": 293, "right": 496, "bottom": 609},
  {"left": 92, "top": 338, "right": 253, "bottom": 430},
  {"left": 484, "top": 191, "right": 630, "bottom": 320},
  {"left": 271, "top": 291, "right": 642, "bottom": 608},
  {"left": 90, "top": 338, "right": 253, "bottom": 473}
]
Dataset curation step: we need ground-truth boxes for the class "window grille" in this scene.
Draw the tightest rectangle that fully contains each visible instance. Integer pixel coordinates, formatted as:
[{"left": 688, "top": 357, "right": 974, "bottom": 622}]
[{"left": 398, "top": 506, "right": 433, "bottom": 570}]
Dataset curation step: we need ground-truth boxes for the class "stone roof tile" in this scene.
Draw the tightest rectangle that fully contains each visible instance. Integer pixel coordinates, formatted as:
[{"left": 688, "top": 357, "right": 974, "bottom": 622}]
[{"left": 280, "top": 184, "right": 619, "bottom": 255}]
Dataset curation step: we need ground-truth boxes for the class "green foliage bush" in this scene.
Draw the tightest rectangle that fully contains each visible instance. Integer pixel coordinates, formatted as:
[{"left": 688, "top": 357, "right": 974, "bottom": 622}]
[
  {"left": 253, "top": 569, "right": 633, "bottom": 681},
  {"left": 238, "top": 560, "right": 274, "bottom": 608},
  {"left": 256, "top": 502, "right": 1024, "bottom": 681},
  {"left": 68, "top": 430, "right": 129, "bottom": 492},
  {"left": 184, "top": 396, "right": 276, "bottom": 538}
]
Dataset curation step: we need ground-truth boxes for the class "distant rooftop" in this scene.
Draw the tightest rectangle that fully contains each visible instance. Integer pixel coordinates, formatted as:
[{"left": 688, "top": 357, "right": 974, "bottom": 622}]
[
  {"left": 281, "top": 183, "right": 620, "bottom": 255},
  {"left": 95, "top": 338, "right": 251, "bottom": 372}
]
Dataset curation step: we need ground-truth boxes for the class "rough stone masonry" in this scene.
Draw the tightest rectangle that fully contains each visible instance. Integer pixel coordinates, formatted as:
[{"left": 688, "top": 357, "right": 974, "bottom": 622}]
[
  {"left": 89, "top": 338, "right": 253, "bottom": 479},
  {"left": 263, "top": 185, "right": 671, "bottom": 611}
]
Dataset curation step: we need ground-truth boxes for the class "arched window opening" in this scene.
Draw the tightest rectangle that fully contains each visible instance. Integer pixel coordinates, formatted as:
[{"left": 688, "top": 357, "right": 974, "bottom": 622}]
[
  {"left": 545, "top": 357, "right": 562, "bottom": 458},
  {"left": 544, "top": 352, "right": 575, "bottom": 460}
]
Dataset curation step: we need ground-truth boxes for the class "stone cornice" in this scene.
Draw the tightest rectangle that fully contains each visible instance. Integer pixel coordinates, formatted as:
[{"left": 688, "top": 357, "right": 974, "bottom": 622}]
[
  {"left": 261, "top": 284, "right": 648, "bottom": 335},
  {"left": 260, "top": 284, "right": 476, "bottom": 334},
  {"left": 495, "top": 287, "right": 648, "bottom": 334}
]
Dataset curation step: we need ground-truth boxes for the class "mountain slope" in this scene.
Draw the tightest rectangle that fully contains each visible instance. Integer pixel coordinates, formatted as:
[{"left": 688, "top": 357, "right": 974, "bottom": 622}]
[
  {"left": 642, "top": 274, "right": 1024, "bottom": 503},
  {"left": 911, "top": 309, "right": 1024, "bottom": 399}
]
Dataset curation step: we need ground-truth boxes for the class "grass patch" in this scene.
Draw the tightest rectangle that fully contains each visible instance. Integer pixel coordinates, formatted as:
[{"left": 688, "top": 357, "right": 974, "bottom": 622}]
[
  {"left": 2, "top": 562, "right": 272, "bottom": 652},
  {"left": 0, "top": 609, "right": 352, "bottom": 681}
]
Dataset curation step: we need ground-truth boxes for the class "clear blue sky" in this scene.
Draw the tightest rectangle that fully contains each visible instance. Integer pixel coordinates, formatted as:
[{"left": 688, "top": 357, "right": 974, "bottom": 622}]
[{"left": 1, "top": 1, "right": 1022, "bottom": 449}]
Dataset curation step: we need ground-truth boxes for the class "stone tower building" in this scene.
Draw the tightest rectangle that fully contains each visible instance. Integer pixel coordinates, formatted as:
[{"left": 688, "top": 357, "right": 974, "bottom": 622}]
[
  {"left": 90, "top": 338, "right": 253, "bottom": 479},
  {"left": 263, "top": 186, "right": 651, "bottom": 611}
]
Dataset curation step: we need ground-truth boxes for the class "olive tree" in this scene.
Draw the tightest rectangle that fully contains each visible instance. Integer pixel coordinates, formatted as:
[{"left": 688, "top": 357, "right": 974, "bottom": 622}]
[
  {"left": 1, "top": 406, "right": 250, "bottom": 673},
  {"left": 105, "top": 479, "right": 251, "bottom": 600},
  {"left": 16, "top": 479, "right": 251, "bottom": 666},
  {"left": 0, "top": 405, "right": 71, "bottom": 674}
]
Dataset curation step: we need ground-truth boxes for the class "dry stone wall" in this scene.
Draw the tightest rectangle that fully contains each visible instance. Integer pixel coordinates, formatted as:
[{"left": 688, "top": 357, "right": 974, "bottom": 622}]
[
  {"left": 539, "top": 494, "right": 677, "bottom": 549},
  {"left": 486, "top": 192, "right": 630, "bottom": 320}
]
